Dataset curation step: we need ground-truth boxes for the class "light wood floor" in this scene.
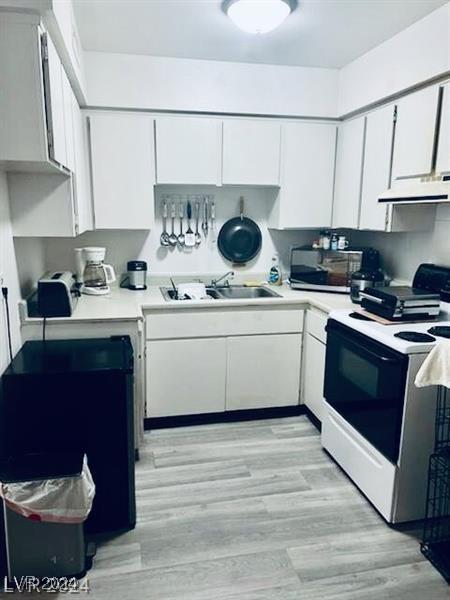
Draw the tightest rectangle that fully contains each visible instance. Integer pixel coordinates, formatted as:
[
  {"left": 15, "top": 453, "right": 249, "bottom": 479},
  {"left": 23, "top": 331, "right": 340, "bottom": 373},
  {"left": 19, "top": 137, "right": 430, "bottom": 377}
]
[{"left": 87, "top": 416, "right": 450, "bottom": 599}]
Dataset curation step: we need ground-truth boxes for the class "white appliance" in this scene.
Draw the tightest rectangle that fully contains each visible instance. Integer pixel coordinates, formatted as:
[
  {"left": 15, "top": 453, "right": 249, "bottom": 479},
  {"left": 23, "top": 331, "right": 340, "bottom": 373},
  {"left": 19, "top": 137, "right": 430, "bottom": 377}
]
[
  {"left": 74, "top": 247, "right": 116, "bottom": 296},
  {"left": 322, "top": 302, "right": 450, "bottom": 523}
]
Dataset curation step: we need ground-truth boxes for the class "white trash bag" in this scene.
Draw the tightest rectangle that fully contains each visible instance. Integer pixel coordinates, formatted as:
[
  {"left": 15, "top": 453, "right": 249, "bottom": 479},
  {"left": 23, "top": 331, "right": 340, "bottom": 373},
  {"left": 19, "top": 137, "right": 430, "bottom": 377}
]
[{"left": 0, "top": 455, "right": 95, "bottom": 524}]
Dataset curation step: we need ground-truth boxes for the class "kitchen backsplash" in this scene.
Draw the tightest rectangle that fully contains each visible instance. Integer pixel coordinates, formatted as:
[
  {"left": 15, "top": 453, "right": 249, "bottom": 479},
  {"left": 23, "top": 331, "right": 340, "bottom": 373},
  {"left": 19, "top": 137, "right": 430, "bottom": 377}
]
[
  {"left": 352, "top": 204, "right": 450, "bottom": 282},
  {"left": 43, "top": 187, "right": 315, "bottom": 279},
  {"left": 39, "top": 191, "right": 450, "bottom": 285}
]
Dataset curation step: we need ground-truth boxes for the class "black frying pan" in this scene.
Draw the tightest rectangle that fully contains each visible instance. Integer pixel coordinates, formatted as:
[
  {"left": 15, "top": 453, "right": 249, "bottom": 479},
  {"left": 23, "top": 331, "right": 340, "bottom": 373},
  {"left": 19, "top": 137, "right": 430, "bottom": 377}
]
[{"left": 218, "top": 197, "right": 262, "bottom": 264}]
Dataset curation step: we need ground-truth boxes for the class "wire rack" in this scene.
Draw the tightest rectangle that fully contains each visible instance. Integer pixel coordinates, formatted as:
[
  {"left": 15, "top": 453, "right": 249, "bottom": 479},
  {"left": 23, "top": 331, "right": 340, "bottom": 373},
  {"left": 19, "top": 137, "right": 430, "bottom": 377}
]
[{"left": 421, "top": 386, "right": 450, "bottom": 582}]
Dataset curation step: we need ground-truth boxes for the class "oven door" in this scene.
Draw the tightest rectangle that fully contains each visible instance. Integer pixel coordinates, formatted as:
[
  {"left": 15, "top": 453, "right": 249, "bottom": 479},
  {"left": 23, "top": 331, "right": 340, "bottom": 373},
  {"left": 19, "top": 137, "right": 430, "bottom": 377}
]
[{"left": 324, "top": 319, "right": 409, "bottom": 463}]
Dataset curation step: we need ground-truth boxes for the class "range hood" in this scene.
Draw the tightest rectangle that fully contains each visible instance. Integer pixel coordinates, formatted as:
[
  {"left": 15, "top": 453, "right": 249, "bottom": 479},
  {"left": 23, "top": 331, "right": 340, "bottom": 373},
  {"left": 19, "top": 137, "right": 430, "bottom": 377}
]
[{"left": 378, "top": 176, "right": 450, "bottom": 204}]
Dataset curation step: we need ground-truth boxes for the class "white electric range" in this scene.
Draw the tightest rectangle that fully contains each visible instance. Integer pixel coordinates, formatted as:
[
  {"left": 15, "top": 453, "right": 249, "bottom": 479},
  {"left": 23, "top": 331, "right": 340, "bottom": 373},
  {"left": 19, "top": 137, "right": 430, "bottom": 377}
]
[{"left": 321, "top": 299, "right": 450, "bottom": 524}]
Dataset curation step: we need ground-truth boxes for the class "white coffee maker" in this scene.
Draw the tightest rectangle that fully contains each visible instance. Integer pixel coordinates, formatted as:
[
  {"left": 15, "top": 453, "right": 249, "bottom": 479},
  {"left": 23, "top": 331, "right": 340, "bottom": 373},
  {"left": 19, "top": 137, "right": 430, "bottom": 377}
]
[{"left": 74, "top": 247, "right": 116, "bottom": 296}]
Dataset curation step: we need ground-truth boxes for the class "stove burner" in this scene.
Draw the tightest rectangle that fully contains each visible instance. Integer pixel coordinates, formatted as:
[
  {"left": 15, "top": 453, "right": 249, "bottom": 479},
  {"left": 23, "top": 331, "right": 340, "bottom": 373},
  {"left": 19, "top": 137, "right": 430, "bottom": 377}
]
[
  {"left": 394, "top": 331, "right": 436, "bottom": 343},
  {"left": 349, "top": 312, "right": 372, "bottom": 321},
  {"left": 428, "top": 326, "right": 450, "bottom": 339}
]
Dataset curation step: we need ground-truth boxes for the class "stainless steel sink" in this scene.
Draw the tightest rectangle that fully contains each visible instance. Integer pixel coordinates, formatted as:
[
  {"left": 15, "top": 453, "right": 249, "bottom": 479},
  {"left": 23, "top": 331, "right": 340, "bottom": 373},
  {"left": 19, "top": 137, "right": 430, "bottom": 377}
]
[
  {"left": 160, "top": 285, "right": 281, "bottom": 302},
  {"left": 160, "top": 287, "right": 222, "bottom": 301},
  {"left": 215, "top": 286, "right": 282, "bottom": 299}
]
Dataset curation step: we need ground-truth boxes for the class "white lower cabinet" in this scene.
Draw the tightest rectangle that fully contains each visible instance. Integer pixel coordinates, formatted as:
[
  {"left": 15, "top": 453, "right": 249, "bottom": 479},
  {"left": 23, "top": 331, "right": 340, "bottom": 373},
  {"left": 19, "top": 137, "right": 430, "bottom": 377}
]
[
  {"left": 146, "top": 337, "right": 227, "bottom": 417},
  {"left": 145, "top": 308, "right": 304, "bottom": 418},
  {"left": 302, "top": 309, "right": 327, "bottom": 422},
  {"left": 226, "top": 334, "right": 302, "bottom": 411},
  {"left": 302, "top": 333, "right": 326, "bottom": 421}
]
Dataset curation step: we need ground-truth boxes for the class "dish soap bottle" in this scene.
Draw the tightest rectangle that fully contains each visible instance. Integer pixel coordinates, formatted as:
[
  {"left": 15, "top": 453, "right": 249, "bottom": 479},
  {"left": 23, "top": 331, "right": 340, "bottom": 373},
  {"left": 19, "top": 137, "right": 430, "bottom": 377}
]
[{"left": 269, "top": 254, "right": 282, "bottom": 286}]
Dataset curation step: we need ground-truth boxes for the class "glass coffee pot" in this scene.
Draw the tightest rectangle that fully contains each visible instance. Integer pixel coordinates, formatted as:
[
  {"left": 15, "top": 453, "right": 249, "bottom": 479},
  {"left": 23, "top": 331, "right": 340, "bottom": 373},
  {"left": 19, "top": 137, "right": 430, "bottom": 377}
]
[{"left": 74, "top": 247, "right": 116, "bottom": 296}]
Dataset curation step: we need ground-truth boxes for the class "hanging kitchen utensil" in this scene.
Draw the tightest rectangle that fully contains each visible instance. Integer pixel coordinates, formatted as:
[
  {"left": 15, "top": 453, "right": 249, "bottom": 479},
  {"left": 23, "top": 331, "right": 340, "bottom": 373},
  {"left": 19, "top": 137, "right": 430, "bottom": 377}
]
[
  {"left": 210, "top": 201, "right": 217, "bottom": 245},
  {"left": 160, "top": 199, "right": 170, "bottom": 246},
  {"left": 178, "top": 202, "right": 185, "bottom": 247},
  {"left": 195, "top": 202, "right": 202, "bottom": 246},
  {"left": 169, "top": 203, "right": 178, "bottom": 246},
  {"left": 218, "top": 196, "right": 262, "bottom": 264},
  {"left": 202, "top": 196, "right": 209, "bottom": 238},
  {"left": 185, "top": 201, "right": 196, "bottom": 247}
]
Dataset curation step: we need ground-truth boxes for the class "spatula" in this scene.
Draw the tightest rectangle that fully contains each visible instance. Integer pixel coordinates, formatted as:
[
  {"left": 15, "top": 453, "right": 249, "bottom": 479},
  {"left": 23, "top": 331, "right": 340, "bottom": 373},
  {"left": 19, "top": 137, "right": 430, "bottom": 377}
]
[{"left": 185, "top": 201, "right": 196, "bottom": 247}]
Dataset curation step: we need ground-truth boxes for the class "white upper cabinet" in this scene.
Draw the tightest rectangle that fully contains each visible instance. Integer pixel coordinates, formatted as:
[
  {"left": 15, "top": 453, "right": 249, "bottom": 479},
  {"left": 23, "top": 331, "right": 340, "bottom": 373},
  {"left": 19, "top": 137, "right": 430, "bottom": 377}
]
[
  {"left": 61, "top": 68, "right": 75, "bottom": 173},
  {"left": 0, "top": 14, "right": 47, "bottom": 163},
  {"left": 270, "top": 122, "right": 336, "bottom": 229},
  {"left": 72, "top": 101, "right": 93, "bottom": 235},
  {"left": 0, "top": 14, "right": 75, "bottom": 173},
  {"left": 43, "top": 33, "right": 67, "bottom": 168},
  {"left": 332, "top": 116, "right": 365, "bottom": 229},
  {"left": 155, "top": 117, "right": 222, "bottom": 185},
  {"left": 222, "top": 120, "right": 281, "bottom": 185},
  {"left": 359, "top": 104, "right": 395, "bottom": 231},
  {"left": 9, "top": 172, "right": 79, "bottom": 237},
  {"left": 436, "top": 83, "right": 450, "bottom": 174},
  {"left": 392, "top": 85, "right": 440, "bottom": 180},
  {"left": 89, "top": 113, "right": 155, "bottom": 230}
]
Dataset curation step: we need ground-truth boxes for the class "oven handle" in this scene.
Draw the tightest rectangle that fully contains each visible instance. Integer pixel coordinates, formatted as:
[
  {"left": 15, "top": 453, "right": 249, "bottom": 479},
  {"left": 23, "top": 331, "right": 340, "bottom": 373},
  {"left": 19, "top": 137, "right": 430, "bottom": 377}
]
[{"left": 326, "top": 325, "right": 400, "bottom": 364}]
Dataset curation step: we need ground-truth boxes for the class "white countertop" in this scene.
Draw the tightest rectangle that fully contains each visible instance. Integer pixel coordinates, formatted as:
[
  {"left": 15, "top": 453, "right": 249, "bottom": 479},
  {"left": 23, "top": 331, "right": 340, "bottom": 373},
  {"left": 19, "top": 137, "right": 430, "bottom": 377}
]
[{"left": 21, "top": 283, "right": 356, "bottom": 325}]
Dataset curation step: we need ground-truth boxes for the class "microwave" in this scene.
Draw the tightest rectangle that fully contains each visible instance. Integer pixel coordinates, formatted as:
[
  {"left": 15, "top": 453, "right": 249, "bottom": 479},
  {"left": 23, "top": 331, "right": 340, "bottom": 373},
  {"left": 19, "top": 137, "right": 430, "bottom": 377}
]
[{"left": 289, "top": 246, "right": 379, "bottom": 293}]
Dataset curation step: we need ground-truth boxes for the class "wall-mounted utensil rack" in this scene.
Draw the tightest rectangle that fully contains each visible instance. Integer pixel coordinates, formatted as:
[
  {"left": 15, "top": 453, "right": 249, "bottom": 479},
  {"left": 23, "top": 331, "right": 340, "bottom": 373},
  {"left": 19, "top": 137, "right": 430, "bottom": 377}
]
[{"left": 159, "top": 194, "right": 215, "bottom": 251}]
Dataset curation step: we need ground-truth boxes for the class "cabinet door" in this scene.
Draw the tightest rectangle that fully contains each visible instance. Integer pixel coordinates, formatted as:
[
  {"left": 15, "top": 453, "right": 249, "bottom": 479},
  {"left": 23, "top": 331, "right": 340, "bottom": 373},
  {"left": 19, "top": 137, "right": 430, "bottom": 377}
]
[
  {"left": 44, "top": 34, "right": 67, "bottom": 168},
  {"left": 222, "top": 120, "right": 281, "bottom": 185},
  {"left": 276, "top": 122, "right": 336, "bottom": 229},
  {"left": 332, "top": 117, "right": 365, "bottom": 229},
  {"left": 436, "top": 83, "right": 450, "bottom": 174},
  {"left": 62, "top": 70, "right": 75, "bottom": 173},
  {"left": 0, "top": 17, "right": 47, "bottom": 162},
  {"left": 72, "top": 100, "right": 93, "bottom": 234},
  {"left": 302, "top": 333, "right": 326, "bottom": 421},
  {"left": 9, "top": 172, "right": 77, "bottom": 237},
  {"left": 359, "top": 105, "right": 395, "bottom": 231},
  {"left": 226, "top": 334, "right": 301, "bottom": 411},
  {"left": 146, "top": 338, "right": 226, "bottom": 418},
  {"left": 89, "top": 113, "right": 155, "bottom": 230},
  {"left": 155, "top": 117, "right": 221, "bottom": 184},
  {"left": 392, "top": 86, "right": 440, "bottom": 179}
]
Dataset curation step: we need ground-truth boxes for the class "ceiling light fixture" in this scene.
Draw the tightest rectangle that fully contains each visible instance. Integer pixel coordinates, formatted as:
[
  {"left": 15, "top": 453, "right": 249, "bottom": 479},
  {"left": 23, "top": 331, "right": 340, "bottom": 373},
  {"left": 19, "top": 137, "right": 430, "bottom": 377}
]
[{"left": 223, "top": 0, "right": 296, "bottom": 35}]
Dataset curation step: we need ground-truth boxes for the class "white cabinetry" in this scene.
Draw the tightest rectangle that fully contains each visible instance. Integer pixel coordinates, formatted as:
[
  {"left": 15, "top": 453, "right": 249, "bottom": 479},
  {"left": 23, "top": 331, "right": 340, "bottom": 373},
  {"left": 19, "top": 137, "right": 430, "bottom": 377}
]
[
  {"left": 392, "top": 86, "right": 440, "bottom": 180},
  {"left": 145, "top": 308, "right": 304, "bottom": 418},
  {"left": 302, "top": 310, "right": 327, "bottom": 422},
  {"left": 9, "top": 173, "right": 78, "bottom": 237},
  {"left": 226, "top": 334, "right": 302, "bottom": 410},
  {"left": 9, "top": 93, "right": 94, "bottom": 237},
  {"left": 270, "top": 122, "right": 336, "bottom": 229},
  {"left": 222, "top": 120, "right": 281, "bottom": 185},
  {"left": 89, "top": 113, "right": 155, "bottom": 230},
  {"left": 146, "top": 338, "right": 226, "bottom": 418},
  {"left": 332, "top": 117, "right": 365, "bottom": 229},
  {"left": 0, "top": 14, "right": 48, "bottom": 164},
  {"left": 359, "top": 104, "right": 395, "bottom": 231},
  {"left": 72, "top": 101, "right": 94, "bottom": 234},
  {"left": 155, "top": 117, "right": 222, "bottom": 185},
  {"left": 44, "top": 33, "right": 67, "bottom": 168},
  {"left": 436, "top": 83, "right": 450, "bottom": 174}
]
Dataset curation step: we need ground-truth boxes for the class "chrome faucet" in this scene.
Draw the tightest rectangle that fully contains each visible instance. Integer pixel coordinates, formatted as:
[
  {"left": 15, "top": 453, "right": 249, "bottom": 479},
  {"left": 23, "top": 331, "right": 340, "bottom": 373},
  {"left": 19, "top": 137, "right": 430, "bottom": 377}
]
[{"left": 211, "top": 271, "right": 234, "bottom": 288}]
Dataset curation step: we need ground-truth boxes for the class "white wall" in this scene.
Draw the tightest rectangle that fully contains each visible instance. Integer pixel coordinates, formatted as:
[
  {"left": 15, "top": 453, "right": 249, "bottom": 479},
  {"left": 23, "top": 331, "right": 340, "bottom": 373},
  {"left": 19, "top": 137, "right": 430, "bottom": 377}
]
[
  {"left": 84, "top": 52, "right": 339, "bottom": 118},
  {"left": 44, "top": 186, "right": 314, "bottom": 279},
  {"left": 350, "top": 205, "right": 450, "bottom": 281},
  {"left": 338, "top": 3, "right": 450, "bottom": 115},
  {"left": 0, "top": 172, "right": 22, "bottom": 372},
  {"left": 0, "top": 172, "right": 47, "bottom": 372}
]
